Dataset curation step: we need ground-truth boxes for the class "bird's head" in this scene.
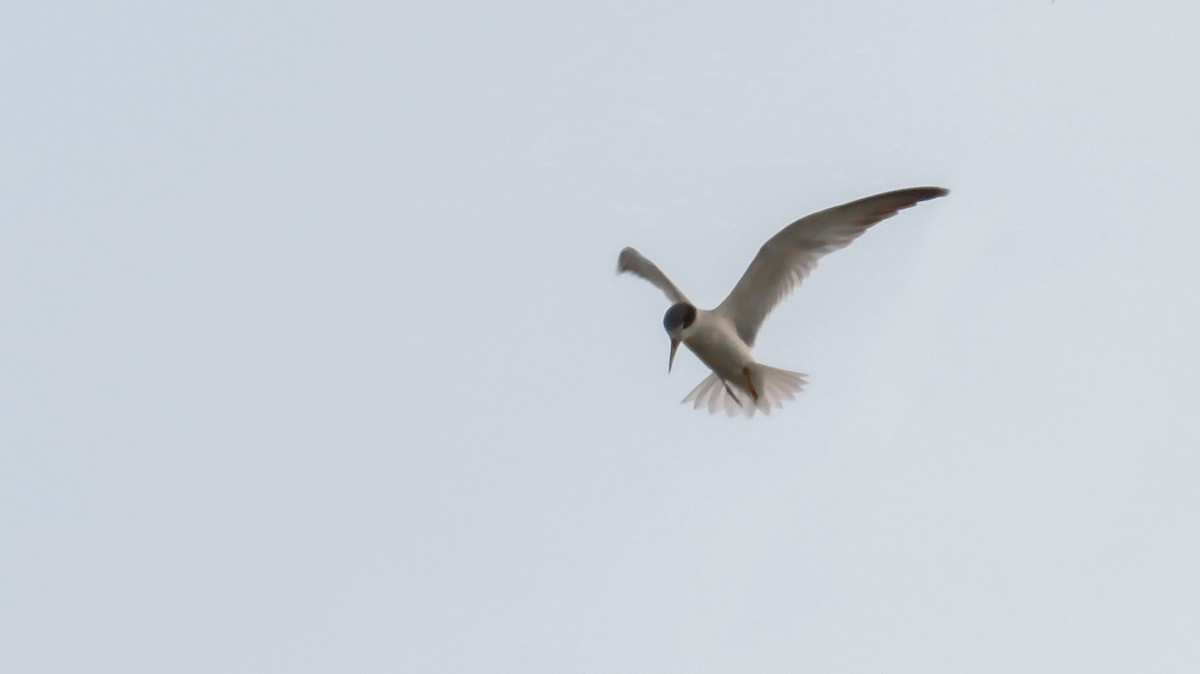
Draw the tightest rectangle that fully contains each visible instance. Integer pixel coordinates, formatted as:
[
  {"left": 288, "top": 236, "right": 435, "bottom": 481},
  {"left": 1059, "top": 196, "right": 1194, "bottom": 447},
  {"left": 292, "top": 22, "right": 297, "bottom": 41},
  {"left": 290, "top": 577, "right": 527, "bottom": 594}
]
[{"left": 662, "top": 302, "right": 697, "bottom": 372}]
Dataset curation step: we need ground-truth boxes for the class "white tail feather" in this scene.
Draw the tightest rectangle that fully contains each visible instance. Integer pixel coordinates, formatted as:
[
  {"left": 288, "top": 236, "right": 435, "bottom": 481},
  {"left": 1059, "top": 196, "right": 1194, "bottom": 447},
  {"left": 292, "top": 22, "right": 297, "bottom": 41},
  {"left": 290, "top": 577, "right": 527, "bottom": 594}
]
[{"left": 680, "top": 364, "right": 807, "bottom": 418}]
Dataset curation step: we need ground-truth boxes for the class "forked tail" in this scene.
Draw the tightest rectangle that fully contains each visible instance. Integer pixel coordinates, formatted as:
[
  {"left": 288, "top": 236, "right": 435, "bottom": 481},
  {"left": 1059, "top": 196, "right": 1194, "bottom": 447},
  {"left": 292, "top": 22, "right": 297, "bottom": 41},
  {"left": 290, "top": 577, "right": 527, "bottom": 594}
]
[{"left": 681, "top": 364, "right": 807, "bottom": 418}]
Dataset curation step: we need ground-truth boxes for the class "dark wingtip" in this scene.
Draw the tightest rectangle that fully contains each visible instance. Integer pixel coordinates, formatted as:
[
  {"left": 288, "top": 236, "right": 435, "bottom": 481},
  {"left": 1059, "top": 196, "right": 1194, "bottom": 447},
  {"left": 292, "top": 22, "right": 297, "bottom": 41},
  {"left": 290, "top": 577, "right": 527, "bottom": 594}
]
[
  {"left": 616, "top": 246, "right": 635, "bottom": 274},
  {"left": 882, "top": 186, "right": 949, "bottom": 210},
  {"left": 910, "top": 186, "right": 950, "bottom": 200}
]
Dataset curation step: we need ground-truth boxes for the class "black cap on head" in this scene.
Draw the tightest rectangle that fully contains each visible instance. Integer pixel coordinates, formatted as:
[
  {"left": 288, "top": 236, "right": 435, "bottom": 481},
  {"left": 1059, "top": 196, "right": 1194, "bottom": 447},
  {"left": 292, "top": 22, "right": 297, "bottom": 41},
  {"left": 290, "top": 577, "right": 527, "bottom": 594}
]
[{"left": 662, "top": 302, "right": 697, "bottom": 333}]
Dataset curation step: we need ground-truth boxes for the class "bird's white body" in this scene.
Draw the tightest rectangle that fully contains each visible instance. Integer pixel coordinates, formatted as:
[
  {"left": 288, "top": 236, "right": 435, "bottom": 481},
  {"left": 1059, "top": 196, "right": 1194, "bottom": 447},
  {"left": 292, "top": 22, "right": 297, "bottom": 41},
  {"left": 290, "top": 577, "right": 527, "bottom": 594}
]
[
  {"left": 618, "top": 186, "right": 948, "bottom": 417},
  {"left": 678, "top": 309, "right": 749, "bottom": 377},
  {"left": 672, "top": 307, "right": 807, "bottom": 416}
]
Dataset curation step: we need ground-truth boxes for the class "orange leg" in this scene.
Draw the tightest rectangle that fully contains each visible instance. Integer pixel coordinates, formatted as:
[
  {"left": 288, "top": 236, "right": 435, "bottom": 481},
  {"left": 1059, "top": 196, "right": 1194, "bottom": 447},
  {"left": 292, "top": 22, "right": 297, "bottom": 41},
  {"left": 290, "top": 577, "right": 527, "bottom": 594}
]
[
  {"left": 722, "top": 381, "right": 743, "bottom": 407},
  {"left": 742, "top": 366, "right": 759, "bottom": 401}
]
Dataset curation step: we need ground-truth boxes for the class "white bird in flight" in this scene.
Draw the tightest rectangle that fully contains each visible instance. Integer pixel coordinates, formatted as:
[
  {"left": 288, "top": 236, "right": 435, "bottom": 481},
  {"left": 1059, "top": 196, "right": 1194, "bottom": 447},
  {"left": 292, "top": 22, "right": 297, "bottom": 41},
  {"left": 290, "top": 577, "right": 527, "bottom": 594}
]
[{"left": 617, "top": 186, "right": 948, "bottom": 417}]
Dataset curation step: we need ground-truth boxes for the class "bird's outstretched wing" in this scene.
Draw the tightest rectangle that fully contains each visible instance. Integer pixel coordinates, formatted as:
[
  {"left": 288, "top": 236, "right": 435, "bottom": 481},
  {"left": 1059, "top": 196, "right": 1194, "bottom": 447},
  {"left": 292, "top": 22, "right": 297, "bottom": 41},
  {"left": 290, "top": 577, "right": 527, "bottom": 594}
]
[
  {"left": 714, "top": 187, "right": 948, "bottom": 346},
  {"left": 616, "top": 246, "right": 690, "bottom": 305}
]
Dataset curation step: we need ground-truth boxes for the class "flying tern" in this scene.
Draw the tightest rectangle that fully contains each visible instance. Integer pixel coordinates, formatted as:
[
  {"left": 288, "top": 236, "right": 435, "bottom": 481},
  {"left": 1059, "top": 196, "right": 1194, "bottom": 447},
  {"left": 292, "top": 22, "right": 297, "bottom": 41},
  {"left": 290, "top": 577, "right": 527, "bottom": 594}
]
[{"left": 617, "top": 186, "right": 948, "bottom": 417}]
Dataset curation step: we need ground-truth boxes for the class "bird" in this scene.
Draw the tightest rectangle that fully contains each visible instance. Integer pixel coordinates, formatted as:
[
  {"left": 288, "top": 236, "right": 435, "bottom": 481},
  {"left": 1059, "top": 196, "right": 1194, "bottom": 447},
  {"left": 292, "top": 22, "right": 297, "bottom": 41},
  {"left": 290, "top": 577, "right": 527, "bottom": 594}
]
[{"left": 617, "top": 186, "right": 948, "bottom": 417}]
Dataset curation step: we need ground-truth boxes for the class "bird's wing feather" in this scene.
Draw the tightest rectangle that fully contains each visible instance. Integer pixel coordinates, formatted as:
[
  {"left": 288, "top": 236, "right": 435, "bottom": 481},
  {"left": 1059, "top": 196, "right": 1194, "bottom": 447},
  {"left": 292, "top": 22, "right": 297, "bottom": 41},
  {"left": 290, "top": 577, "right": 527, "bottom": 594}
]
[
  {"left": 616, "top": 246, "right": 690, "bottom": 304},
  {"left": 714, "top": 187, "right": 948, "bottom": 346}
]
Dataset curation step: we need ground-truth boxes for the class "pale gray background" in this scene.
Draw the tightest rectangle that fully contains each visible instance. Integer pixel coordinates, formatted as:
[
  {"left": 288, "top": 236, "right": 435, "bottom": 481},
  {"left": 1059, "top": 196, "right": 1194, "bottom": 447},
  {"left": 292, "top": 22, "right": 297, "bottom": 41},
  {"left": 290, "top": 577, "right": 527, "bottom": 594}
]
[{"left": 3, "top": 1, "right": 1199, "bottom": 672}]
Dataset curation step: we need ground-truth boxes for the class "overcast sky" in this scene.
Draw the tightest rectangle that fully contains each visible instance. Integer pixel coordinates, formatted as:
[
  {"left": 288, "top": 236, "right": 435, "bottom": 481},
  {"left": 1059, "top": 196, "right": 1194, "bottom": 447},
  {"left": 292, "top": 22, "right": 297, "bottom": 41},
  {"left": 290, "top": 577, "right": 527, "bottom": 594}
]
[{"left": 4, "top": 1, "right": 1199, "bottom": 672}]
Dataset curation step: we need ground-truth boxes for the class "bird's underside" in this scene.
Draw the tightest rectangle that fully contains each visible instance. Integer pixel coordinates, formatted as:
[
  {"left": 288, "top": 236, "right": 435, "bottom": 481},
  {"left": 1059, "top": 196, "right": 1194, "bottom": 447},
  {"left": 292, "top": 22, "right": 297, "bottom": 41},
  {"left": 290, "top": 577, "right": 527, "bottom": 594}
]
[
  {"left": 683, "top": 363, "right": 808, "bottom": 418},
  {"left": 617, "top": 186, "right": 948, "bottom": 417}
]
